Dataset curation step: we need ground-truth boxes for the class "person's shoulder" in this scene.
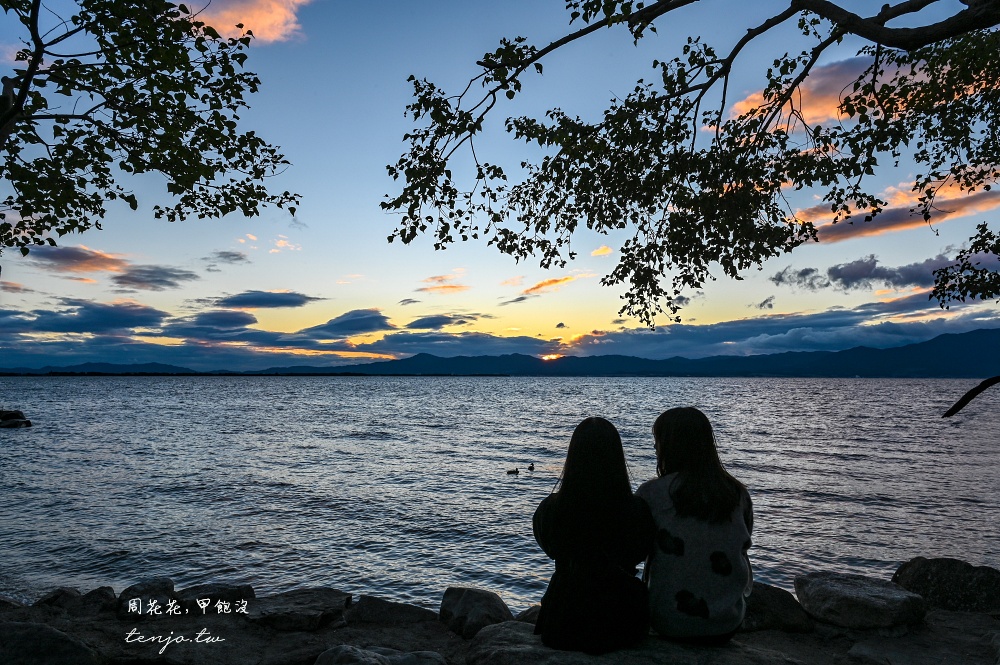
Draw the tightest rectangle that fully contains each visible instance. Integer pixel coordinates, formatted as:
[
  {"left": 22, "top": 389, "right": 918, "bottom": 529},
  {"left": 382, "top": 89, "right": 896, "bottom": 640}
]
[
  {"left": 637, "top": 473, "right": 675, "bottom": 496},
  {"left": 535, "top": 492, "right": 558, "bottom": 514}
]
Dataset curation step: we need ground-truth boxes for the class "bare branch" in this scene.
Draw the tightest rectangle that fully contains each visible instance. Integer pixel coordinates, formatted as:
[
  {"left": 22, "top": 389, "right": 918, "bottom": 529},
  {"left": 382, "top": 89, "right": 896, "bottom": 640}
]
[{"left": 793, "top": 0, "right": 1000, "bottom": 50}]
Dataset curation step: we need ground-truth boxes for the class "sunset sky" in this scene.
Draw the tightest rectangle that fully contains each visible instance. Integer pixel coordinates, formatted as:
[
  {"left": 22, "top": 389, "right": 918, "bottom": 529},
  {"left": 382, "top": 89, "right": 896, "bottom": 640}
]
[{"left": 1, "top": 0, "right": 998, "bottom": 371}]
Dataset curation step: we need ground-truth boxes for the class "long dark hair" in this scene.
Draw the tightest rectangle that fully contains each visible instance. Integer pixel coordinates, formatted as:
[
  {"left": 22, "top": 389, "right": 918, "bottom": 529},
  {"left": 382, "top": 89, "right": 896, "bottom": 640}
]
[
  {"left": 555, "top": 417, "right": 634, "bottom": 521},
  {"left": 653, "top": 407, "right": 745, "bottom": 523}
]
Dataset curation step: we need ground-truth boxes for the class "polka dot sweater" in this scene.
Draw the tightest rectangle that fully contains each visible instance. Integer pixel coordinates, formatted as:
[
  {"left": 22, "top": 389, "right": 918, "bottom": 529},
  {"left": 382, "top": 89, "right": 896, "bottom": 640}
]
[{"left": 636, "top": 473, "right": 753, "bottom": 638}]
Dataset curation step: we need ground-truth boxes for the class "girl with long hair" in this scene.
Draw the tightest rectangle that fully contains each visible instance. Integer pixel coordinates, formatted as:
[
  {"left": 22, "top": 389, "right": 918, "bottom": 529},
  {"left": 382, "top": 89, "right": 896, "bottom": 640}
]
[
  {"left": 637, "top": 407, "right": 753, "bottom": 643},
  {"left": 532, "top": 417, "right": 654, "bottom": 654}
]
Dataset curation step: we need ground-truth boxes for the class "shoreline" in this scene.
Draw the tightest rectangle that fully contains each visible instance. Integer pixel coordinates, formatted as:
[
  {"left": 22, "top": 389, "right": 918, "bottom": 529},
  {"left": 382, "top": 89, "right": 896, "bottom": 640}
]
[{"left": 1, "top": 556, "right": 997, "bottom": 664}]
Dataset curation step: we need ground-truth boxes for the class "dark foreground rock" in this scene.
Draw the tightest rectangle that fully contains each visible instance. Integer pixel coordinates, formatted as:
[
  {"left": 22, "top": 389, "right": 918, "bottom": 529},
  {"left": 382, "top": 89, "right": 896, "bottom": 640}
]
[
  {"left": 741, "top": 582, "right": 814, "bottom": 633},
  {"left": 0, "top": 621, "right": 101, "bottom": 665},
  {"left": 440, "top": 587, "right": 514, "bottom": 639},
  {"left": 794, "top": 572, "right": 926, "bottom": 628},
  {"left": 0, "top": 560, "right": 998, "bottom": 665},
  {"left": 893, "top": 556, "right": 1000, "bottom": 614}
]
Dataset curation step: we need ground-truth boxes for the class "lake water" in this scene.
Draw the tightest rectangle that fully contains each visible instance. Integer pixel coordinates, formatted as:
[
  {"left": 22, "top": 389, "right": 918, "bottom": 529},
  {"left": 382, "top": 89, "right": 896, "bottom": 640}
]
[{"left": 1, "top": 376, "right": 998, "bottom": 613}]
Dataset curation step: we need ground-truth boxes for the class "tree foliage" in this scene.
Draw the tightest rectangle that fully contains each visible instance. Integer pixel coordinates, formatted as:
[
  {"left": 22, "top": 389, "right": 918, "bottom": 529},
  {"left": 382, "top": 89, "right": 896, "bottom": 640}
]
[
  {"left": 384, "top": 0, "right": 1000, "bottom": 325},
  {"left": 0, "top": 0, "right": 298, "bottom": 257}
]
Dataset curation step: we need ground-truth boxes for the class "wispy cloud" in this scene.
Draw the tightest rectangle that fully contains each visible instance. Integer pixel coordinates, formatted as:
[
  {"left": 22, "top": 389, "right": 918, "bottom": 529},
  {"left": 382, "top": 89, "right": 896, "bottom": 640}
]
[
  {"left": 405, "top": 314, "right": 477, "bottom": 330},
  {"left": 112, "top": 265, "right": 201, "bottom": 291},
  {"left": 203, "top": 250, "right": 250, "bottom": 272},
  {"left": 591, "top": 245, "right": 613, "bottom": 257},
  {"left": 798, "top": 182, "right": 1000, "bottom": 243},
  {"left": 27, "top": 246, "right": 129, "bottom": 274},
  {"left": 499, "top": 295, "right": 535, "bottom": 306},
  {"left": 416, "top": 272, "right": 470, "bottom": 294},
  {"left": 216, "top": 290, "right": 323, "bottom": 309},
  {"left": 398, "top": 298, "right": 420, "bottom": 306},
  {"left": 0, "top": 281, "right": 33, "bottom": 293},
  {"left": 522, "top": 275, "right": 588, "bottom": 296}
]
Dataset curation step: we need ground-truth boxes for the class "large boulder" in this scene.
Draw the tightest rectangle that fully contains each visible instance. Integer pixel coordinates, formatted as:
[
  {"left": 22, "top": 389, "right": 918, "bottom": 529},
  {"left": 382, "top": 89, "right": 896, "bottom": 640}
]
[
  {"left": 794, "top": 572, "right": 926, "bottom": 629},
  {"left": 892, "top": 557, "right": 1000, "bottom": 614},
  {"left": 0, "top": 621, "right": 101, "bottom": 665},
  {"left": 315, "top": 644, "right": 448, "bottom": 664},
  {"left": 344, "top": 595, "right": 438, "bottom": 624},
  {"left": 440, "top": 587, "right": 514, "bottom": 639},
  {"left": 741, "top": 582, "right": 814, "bottom": 633},
  {"left": 247, "top": 587, "right": 351, "bottom": 631}
]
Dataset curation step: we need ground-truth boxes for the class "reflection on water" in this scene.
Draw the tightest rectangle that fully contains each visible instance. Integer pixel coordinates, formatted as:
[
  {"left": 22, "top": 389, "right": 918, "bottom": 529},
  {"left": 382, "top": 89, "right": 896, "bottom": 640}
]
[{"left": 0, "top": 375, "right": 997, "bottom": 611}]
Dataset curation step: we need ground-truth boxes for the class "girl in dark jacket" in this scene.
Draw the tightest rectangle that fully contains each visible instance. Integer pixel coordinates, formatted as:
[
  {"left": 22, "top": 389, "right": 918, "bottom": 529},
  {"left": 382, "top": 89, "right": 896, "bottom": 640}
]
[{"left": 533, "top": 416, "right": 654, "bottom": 654}]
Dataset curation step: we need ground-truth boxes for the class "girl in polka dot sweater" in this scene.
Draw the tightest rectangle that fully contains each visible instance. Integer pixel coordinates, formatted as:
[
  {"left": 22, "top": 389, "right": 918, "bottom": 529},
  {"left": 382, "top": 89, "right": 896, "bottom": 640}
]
[{"left": 636, "top": 407, "right": 753, "bottom": 643}]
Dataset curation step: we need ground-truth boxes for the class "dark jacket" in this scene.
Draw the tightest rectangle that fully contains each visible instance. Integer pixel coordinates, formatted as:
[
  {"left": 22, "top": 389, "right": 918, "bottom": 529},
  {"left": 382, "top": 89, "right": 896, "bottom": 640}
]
[{"left": 532, "top": 493, "right": 655, "bottom": 653}]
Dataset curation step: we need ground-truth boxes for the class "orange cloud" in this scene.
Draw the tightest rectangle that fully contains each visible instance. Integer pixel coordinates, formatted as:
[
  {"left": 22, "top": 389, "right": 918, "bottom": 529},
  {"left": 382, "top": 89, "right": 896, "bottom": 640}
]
[
  {"left": 501, "top": 276, "right": 524, "bottom": 287},
  {"left": 731, "top": 57, "right": 874, "bottom": 127},
  {"left": 416, "top": 272, "right": 470, "bottom": 294},
  {"left": 523, "top": 275, "right": 581, "bottom": 295},
  {"left": 416, "top": 284, "right": 471, "bottom": 294},
  {"left": 811, "top": 189, "right": 1000, "bottom": 243},
  {"left": 28, "top": 245, "right": 129, "bottom": 273},
  {"left": 0, "top": 280, "right": 32, "bottom": 293},
  {"left": 591, "top": 245, "right": 613, "bottom": 256},
  {"left": 199, "top": 0, "right": 313, "bottom": 43}
]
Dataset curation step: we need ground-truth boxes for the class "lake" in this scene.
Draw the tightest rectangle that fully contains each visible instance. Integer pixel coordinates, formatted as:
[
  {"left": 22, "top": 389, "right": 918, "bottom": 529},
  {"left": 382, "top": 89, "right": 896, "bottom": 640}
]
[{"left": 1, "top": 375, "right": 997, "bottom": 612}]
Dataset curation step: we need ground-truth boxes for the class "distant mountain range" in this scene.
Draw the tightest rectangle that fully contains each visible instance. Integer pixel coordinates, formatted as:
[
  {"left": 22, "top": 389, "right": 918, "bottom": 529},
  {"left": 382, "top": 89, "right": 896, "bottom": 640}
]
[{"left": 2, "top": 329, "right": 999, "bottom": 378}]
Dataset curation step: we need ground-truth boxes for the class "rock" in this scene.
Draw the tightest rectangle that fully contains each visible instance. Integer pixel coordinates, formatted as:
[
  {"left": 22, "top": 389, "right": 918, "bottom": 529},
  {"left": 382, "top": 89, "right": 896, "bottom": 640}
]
[
  {"left": 440, "top": 587, "right": 514, "bottom": 639},
  {"left": 795, "top": 572, "right": 926, "bottom": 629},
  {"left": 0, "top": 621, "right": 101, "bottom": 665},
  {"left": 0, "top": 418, "right": 31, "bottom": 428},
  {"left": 79, "top": 587, "right": 117, "bottom": 614},
  {"left": 345, "top": 595, "right": 438, "bottom": 624},
  {"left": 33, "top": 587, "right": 82, "bottom": 610},
  {"left": 0, "top": 595, "right": 24, "bottom": 611},
  {"left": 514, "top": 605, "right": 540, "bottom": 624},
  {"left": 247, "top": 587, "right": 351, "bottom": 631},
  {"left": 176, "top": 581, "right": 256, "bottom": 614},
  {"left": 116, "top": 577, "right": 178, "bottom": 619},
  {"left": 315, "top": 644, "right": 448, "bottom": 664},
  {"left": 0, "top": 410, "right": 26, "bottom": 421},
  {"left": 741, "top": 582, "right": 814, "bottom": 633},
  {"left": 892, "top": 557, "right": 1000, "bottom": 614},
  {"left": 467, "top": 621, "right": 808, "bottom": 664}
]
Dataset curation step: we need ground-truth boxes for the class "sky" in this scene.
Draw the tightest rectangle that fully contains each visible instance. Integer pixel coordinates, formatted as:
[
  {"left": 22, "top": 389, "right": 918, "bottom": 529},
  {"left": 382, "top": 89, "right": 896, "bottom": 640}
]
[{"left": 1, "top": 0, "right": 998, "bottom": 371}]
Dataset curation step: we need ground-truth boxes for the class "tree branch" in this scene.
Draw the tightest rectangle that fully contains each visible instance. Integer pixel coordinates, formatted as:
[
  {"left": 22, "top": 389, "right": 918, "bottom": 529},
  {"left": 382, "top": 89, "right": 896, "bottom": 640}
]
[
  {"left": 942, "top": 374, "right": 1000, "bottom": 416},
  {"left": 793, "top": 0, "right": 1000, "bottom": 50}
]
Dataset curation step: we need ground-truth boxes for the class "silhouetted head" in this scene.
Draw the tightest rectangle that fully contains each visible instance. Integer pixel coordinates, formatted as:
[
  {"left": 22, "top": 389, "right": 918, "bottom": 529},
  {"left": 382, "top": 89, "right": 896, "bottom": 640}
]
[
  {"left": 652, "top": 407, "right": 721, "bottom": 478},
  {"left": 557, "top": 416, "right": 632, "bottom": 507},
  {"left": 652, "top": 407, "right": 746, "bottom": 523}
]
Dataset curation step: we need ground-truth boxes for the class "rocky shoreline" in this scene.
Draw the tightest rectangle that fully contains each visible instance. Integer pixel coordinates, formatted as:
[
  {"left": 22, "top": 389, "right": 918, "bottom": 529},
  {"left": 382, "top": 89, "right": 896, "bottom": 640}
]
[{"left": 1, "top": 556, "right": 997, "bottom": 664}]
